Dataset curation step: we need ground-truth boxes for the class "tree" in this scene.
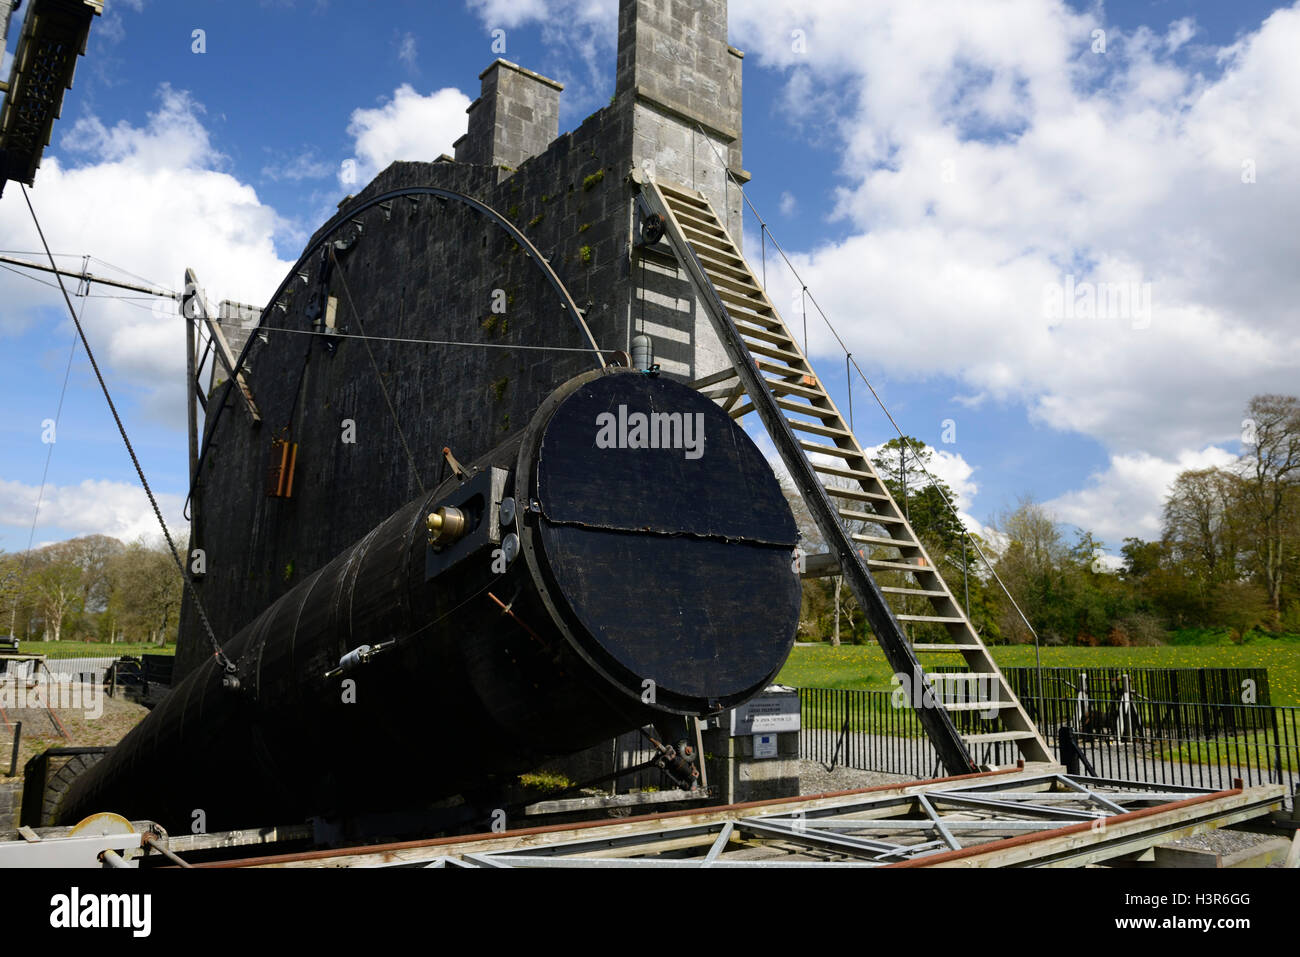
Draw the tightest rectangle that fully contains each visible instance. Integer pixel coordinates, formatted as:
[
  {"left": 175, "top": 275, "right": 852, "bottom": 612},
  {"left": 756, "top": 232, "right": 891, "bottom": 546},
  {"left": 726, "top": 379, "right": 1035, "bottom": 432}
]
[
  {"left": 989, "top": 497, "right": 1070, "bottom": 644},
  {"left": 26, "top": 546, "right": 83, "bottom": 642},
  {"left": 1162, "top": 468, "right": 1244, "bottom": 587},
  {"left": 62, "top": 534, "right": 125, "bottom": 613},
  {"left": 871, "top": 437, "right": 967, "bottom": 555},
  {"left": 0, "top": 551, "right": 23, "bottom": 637},
  {"left": 108, "top": 536, "right": 185, "bottom": 645},
  {"left": 1237, "top": 394, "right": 1300, "bottom": 626}
]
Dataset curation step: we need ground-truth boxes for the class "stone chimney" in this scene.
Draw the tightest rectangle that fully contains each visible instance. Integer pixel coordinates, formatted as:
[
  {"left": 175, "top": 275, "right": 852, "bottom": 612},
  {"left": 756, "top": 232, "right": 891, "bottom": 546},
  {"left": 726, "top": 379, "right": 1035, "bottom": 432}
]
[
  {"left": 453, "top": 58, "right": 563, "bottom": 176},
  {"left": 614, "top": 0, "right": 748, "bottom": 244}
]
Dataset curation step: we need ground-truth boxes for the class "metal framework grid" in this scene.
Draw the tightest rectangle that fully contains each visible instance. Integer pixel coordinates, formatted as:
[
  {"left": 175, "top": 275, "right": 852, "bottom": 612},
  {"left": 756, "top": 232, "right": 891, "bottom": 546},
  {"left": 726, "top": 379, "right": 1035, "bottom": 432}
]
[{"left": 348, "top": 772, "right": 1286, "bottom": 869}]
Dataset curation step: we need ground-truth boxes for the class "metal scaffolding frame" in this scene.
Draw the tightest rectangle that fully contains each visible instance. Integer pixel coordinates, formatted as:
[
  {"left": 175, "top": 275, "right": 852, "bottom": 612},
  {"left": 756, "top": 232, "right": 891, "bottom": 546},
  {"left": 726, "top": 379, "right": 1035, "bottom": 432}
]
[{"left": 350, "top": 773, "right": 1286, "bottom": 869}]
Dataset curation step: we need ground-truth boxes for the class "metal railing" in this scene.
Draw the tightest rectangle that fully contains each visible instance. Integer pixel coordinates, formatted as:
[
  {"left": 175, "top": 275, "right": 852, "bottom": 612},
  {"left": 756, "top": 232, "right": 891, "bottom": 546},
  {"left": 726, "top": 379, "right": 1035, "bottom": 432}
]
[{"left": 798, "top": 686, "right": 1299, "bottom": 805}]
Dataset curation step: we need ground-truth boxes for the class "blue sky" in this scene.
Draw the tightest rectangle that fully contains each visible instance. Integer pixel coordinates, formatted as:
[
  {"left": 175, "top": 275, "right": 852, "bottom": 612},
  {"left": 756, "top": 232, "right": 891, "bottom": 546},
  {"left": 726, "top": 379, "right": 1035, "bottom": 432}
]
[{"left": 2, "top": 0, "right": 1298, "bottom": 563}]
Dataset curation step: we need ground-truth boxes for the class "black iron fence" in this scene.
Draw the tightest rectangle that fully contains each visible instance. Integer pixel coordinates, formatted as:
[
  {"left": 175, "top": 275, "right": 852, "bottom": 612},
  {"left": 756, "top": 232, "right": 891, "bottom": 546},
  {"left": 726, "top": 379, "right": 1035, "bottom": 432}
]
[
  {"left": 932, "top": 665, "right": 1270, "bottom": 707},
  {"left": 798, "top": 686, "right": 1300, "bottom": 804}
]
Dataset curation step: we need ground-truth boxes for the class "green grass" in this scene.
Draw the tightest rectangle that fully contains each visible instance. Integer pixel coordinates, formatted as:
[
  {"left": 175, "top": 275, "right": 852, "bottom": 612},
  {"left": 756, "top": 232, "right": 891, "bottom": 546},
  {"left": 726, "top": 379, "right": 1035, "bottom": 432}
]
[
  {"left": 13, "top": 641, "right": 175, "bottom": 658},
  {"left": 1159, "top": 735, "right": 1299, "bottom": 772},
  {"left": 777, "top": 642, "right": 1300, "bottom": 705}
]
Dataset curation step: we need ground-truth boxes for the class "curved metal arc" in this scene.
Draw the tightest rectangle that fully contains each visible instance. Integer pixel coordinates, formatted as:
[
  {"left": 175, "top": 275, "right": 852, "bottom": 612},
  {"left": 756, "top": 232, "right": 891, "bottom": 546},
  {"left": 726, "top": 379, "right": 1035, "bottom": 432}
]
[{"left": 189, "top": 183, "right": 605, "bottom": 512}]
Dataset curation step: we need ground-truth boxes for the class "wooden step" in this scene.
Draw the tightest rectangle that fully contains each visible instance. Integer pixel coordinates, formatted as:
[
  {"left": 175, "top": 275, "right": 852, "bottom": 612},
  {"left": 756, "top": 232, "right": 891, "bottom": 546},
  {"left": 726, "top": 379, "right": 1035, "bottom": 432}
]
[
  {"left": 704, "top": 268, "right": 766, "bottom": 301},
  {"left": 960, "top": 731, "right": 1039, "bottom": 745},
  {"left": 775, "top": 395, "right": 838, "bottom": 420},
  {"left": 816, "top": 462, "right": 880, "bottom": 484},
  {"left": 896, "top": 614, "right": 965, "bottom": 624},
  {"left": 717, "top": 285, "right": 775, "bottom": 316},
  {"left": 866, "top": 559, "right": 937, "bottom": 574},
  {"left": 658, "top": 181, "right": 709, "bottom": 206},
  {"left": 880, "top": 586, "right": 948, "bottom": 597},
  {"left": 747, "top": 339, "right": 807, "bottom": 367},
  {"left": 677, "top": 225, "right": 742, "bottom": 262},
  {"left": 764, "top": 377, "right": 825, "bottom": 401},
  {"left": 673, "top": 203, "right": 729, "bottom": 235},
  {"left": 799, "top": 439, "right": 867, "bottom": 461},
  {"left": 679, "top": 219, "right": 730, "bottom": 248},
  {"left": 697, "top": 249, "right": 757, "bottom": 283},
  {"left": 837, "top": 508, "right": 904, "bottom": 525},
  {"left": 787, "top": 418, "right": 852, "bottom": 440},
  {"left": 911, "top": 643, "right": 982, "bottom": 653},
  {"left": 826, "top": 485, "right": 891, "bottom": 504},
  {"left": 937, "top": 700, "right": 1017, "bottom": 712},
  {"left": 850, "top": 532, "right": 918, "bottom": 550},
  {"left": 732, "top": 318, "right": 796, "bottom": 348},
  {"left": 721, "top": 297, "right": 781, "bottom": 326}
]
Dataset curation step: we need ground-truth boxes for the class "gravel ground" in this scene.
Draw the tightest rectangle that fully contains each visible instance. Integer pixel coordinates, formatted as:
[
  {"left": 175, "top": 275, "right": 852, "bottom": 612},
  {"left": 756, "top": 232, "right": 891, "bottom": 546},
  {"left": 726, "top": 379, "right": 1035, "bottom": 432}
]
[
  {"left": 1, "top": 681, "right": 148, "bottom": 777},
  {"left": 796, "top": 760, "right": 916, "bottom": 795}
]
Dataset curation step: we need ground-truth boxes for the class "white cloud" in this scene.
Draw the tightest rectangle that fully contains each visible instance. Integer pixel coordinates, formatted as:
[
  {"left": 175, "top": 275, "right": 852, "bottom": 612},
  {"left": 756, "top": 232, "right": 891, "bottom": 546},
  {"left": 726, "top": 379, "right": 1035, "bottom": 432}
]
[
  {"left": 0, "top": 85, "right": 294, "bottom": 425},
  {"left": 261, "top": 148, "right": 333, "bottom": 182},
  {"left": 465, "top": 0, "right": 619, "bottom": 116},
  {"left": 1045, "top": 445, "right": 1238, "bottom": 544},
  {"left": 395, "top": 31, "right": 418, "bottom": 71},
  {"left": 466, "top": 0, "right": 551, "bottom": 30},
  {"left": 724, "top": 1, "right": 1300, "bottom": 463},
  {"left": 779, "top": 191, "right": 797, "bottom": 216},
  {"left": 341, "top": 85, "right": 471, "bottom": 187},
  {"left": 0, "top": 478, "right": 185, "bottom": 545}
]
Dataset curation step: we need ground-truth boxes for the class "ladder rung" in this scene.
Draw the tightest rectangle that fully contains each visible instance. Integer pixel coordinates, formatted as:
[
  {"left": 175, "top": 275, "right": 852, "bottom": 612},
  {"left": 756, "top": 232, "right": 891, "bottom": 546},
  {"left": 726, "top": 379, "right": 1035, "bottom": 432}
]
[
  {"left": 866, "top": 559, "right": 937, "bottom": 574},
  {"left": 799, "top": 439, "right": 866, "bottom": 460},
  {"left": 911, "top": 643, "right": 981, "bottom": 653},
  {"left": 722, "top": 299, "right": 781, "bottom": 328},
  {"left": 673, "top": 202, "right": 727, "bottom": 234},
  {"left": 717, "top": 285, "right": 775, "bottom": 316},
  {"left": 896, "top": 615, "right": 963, "bottom": 623},
  {"left": 696, "top": 249, "right": 756, "bottom": 283},
  {"left": 733, "top": 320, "right": 795, "bottom": 348},
  {"left": 729, "top": 403, "right": 753, "bottom": 419},
  {"left": 756, "top": 358, "right": 812, "bottom": 380},
  {"left": 938, "top": 701, "right": 1017, "bottom": 712},
  {"left": 837, "top": 508, "right": 904, "bottom": 525},
  {"left": 787, "top": 418, "right": 852, "bottom": 440},
  {"left": 660, "top": 183, "right": 710, "bottom": 210},
  {"left": 850, "top": 532, "right": 917, "bottom": 550},
  {"left": 679, "top": 218, "right": 730, "bottom": 247},
  {"left": 815, "top": 462, "right": 878, "bottom": 483},
  {"left": 826, "top": 485, "right": 891, "bottom": 503},
  {"left": 674, "top": 216, "right": 738, "bottom": 251},
  {"left": 881, "top": 586, "right": 947, "bottom": 597},
  {"left": 705, "top": 269, "right": 766, "bottom": 301},
  {"left": 960, "top": 731, "right": 1039, "bottom": 744},
  {"left": 764, "top": 377, "right": 825, "bottom": 400},
  {"left": 748, "top": 340, "right": 808, "bottom": 367},
  {"left": 776, "top": 396, "right": 838, "bottom": 420}
]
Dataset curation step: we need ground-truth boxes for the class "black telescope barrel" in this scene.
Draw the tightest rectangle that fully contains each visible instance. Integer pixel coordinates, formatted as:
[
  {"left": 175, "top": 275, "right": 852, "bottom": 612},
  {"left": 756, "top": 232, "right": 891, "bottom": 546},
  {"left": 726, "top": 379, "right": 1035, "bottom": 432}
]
[{"left": 53, "top": 369, "right": 801, "bottom": 831}]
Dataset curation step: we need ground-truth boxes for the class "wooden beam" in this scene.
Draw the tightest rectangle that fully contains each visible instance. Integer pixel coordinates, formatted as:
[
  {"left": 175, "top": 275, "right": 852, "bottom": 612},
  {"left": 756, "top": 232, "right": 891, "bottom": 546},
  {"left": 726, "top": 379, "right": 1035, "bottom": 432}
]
[{"left": 184, "top": 268, "right": 261, "bottom": 425}]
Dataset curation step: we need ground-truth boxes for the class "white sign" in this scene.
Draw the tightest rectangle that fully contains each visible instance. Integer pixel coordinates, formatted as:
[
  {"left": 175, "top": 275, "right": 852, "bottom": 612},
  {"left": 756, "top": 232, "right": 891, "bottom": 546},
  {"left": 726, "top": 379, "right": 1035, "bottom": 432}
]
[
  {"left": 753, "top": 733, "right": 778, "bottom": 759},
  {"left": 730, "top": 687, "right": 801, "bottom": 735}
]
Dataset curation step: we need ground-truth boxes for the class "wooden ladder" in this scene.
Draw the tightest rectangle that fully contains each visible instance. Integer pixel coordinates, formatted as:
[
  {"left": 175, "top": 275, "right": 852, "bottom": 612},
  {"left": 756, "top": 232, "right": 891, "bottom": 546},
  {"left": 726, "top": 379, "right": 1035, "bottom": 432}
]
[{"left": 636, "top": 173, "right": 1052, "bottom": 769}]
